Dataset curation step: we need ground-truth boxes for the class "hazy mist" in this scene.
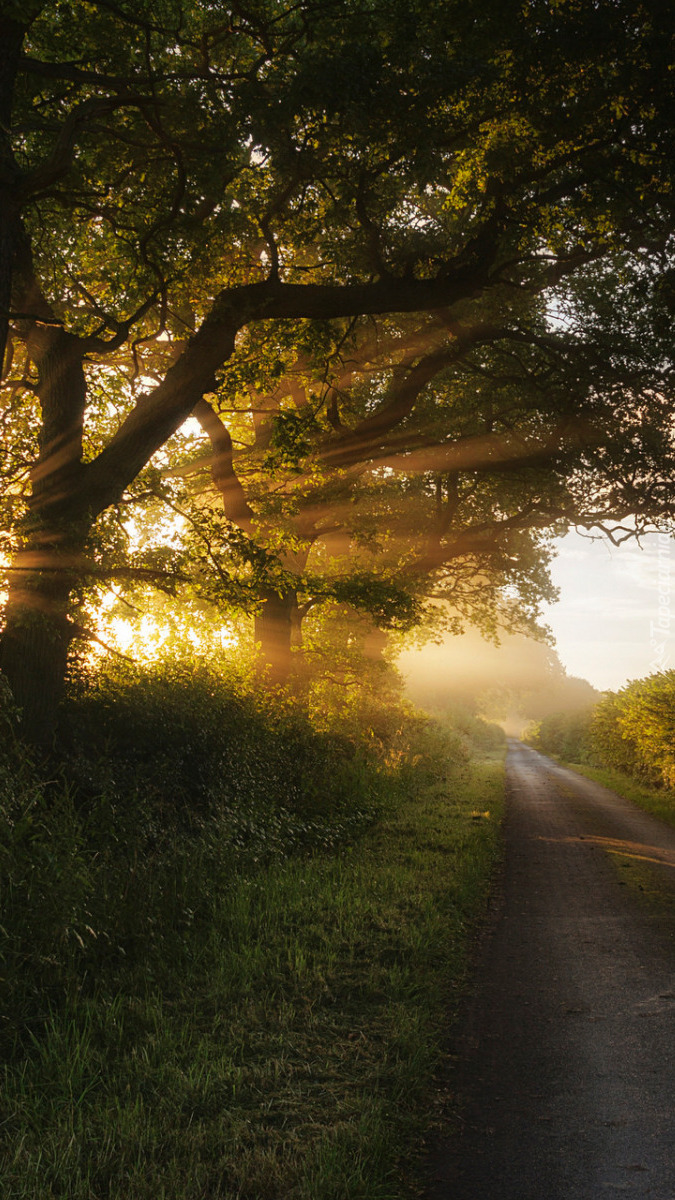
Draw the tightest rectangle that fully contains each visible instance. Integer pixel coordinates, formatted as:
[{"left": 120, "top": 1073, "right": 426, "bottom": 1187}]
[{"left": 399, "top": 631, "right": 600, "bottom": 737}]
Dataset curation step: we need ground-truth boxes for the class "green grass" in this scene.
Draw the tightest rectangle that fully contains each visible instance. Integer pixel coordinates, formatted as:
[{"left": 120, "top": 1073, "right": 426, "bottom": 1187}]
[
  {"left": 561, "top": 761, "right": 675, "bottom": 829},
  {"left": 0, "top": 759, "right": 504, "bottom": 1200}
]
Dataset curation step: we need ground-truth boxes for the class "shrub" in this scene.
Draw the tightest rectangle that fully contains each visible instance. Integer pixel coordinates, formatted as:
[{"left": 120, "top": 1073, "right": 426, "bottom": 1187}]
[
  {"left": 1, "top": 657, "right": 468, "bottom": 1059},
  {"left": 594, "top": 671, "right": 675, "bottom": 788},
  {"left": 527, "top": 671, "right": 675, "bottom": 792},
  {"left": 58, "top": 659, "right": 384, "bottom": 826},
  {"left": 588, "top": 690, "right": 645, "bottom": 779},
  {"left": 524, "top": 708, "right": 595, "bottom": 762}
]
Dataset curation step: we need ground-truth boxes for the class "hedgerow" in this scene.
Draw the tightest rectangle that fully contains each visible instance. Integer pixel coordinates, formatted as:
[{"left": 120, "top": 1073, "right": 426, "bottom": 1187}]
[
  {"left": 0, "top": 658, "right": 472, "bottom": 1056},
  {"left": 525, "top": 669, "right": 675, "bottom": 792}
]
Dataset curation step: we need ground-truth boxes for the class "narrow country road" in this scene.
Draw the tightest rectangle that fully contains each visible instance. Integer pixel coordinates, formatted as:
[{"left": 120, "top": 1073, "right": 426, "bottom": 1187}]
[{"left": 426, "top": 741, "right": 675, "bottom": 1200}]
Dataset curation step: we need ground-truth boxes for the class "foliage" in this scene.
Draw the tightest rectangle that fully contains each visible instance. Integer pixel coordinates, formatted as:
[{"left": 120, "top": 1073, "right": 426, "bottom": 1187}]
[
  {"left": 585, "top": 690, "right": 644, "bottom": 779},
  {"left": 443, "top": 705, "right": 507, "bottom": 755},
  {"left": 526, "top": 669, "right": 675, "bottom": 793},
  {"left": 1, "top": 655, "right": 480, "bottom": 1032},
  {"left": 0, "top": 659, "right": 503, "bottom": 1198},
  {"left": 591, "top": 672, "right": 675, "bottom": 788},
  {"left": 524, "top": 708, "right": 597, "bottom": 764},
  {"left": 63, "top": 657, "right": 398, "bottom": 826},
  {"left": 318, "top": 573, "right": 424, "bottom": 633}
]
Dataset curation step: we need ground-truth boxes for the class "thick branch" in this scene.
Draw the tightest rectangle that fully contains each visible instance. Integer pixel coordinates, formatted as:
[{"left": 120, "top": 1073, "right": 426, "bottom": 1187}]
[
  {"left": 74, "top": 267, "right": 501, "bottom": 518},
  {"left": 320, "top": 322, "right": 509, "bottom": 469},
  {"left": 82, "top": 315, "right": 237, "bottom": 518},
  {"left": 18, "top": 93, "right": 154, "bottom": 199},
  {"left": 193, "top": 397, "right": 254, "bottom": 531},
  {"left": 411, "top": 507, "right": 557, "bottom": 577},
  {"left": 63, "top": 244, "right": 595, "bottom": 524},
  {"left": 207, "top": 267, "right": 496, "bottom": 328}
]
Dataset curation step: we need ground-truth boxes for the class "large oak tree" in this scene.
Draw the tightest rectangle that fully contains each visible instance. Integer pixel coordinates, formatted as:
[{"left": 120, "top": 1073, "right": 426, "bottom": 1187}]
[{"left": 0, "top": 0, "right": 674, "bottom": 743}]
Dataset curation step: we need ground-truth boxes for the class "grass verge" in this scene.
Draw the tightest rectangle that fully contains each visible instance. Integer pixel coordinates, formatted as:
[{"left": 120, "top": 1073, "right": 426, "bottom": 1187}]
[
  {"left": 1, "top": 758, "right": 504, "bottom": 1200},
  {"left": 561, "top": 762, "right": 675, "bottom": 829}
]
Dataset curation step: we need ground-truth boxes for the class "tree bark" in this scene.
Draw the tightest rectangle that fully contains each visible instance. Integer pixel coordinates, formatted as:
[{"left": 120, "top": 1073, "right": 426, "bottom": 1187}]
[
  {"left": 0, "top": 322, "right": 89, "bottom": 746},
  {"left": 0, "top": 553, "right": 79, "bottom": 748},
  {"left": 363, "top": 622, "right": 389, "bottom": 664},
  {"left": 254, "top": 586, "right": 300, "bottom": 687}
]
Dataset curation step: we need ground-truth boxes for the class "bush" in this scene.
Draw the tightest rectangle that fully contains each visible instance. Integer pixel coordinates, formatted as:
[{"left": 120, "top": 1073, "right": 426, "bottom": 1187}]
[
  {"left": 526, "top": 671, "right": 675, "bottom": 792},
  {"left": 405, "top": 698, "right": 506, "bottom": 758},
  {"left": 0, "top": 657, "right": 469, "bottom": 1059},
  {"left": 524, "top": 707, "right": 595, "bottom": 762},
  {"left": 591, "top": 671, "right": 675, "bottom": 788},
  {"left": 452, "top": 708, "right": 506, "bottom": 754},
  {"left": 58, "top": 659, "right": 378, "bottom": 824},
  {"left": 588, "top": 691, "right": 645, "bottom": 779}
]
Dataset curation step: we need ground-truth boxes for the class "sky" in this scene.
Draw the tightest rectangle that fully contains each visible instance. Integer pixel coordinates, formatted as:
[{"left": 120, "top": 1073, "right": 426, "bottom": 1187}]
[
  {"left": 542, "top": 529, "right": 673, "bottom": 692},
  {"left": 398, "top": 529, "right": 672, "bottom": 714}
]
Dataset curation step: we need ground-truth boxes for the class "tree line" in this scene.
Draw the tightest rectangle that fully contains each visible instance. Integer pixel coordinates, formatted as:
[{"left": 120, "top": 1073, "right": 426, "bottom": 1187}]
[{"left": 526, "top": 669, "right": 675, "bottom": 790}]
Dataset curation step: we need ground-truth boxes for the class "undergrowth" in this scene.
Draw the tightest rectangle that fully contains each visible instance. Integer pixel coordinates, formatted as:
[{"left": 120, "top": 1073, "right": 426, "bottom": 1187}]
[{"left": 0, "top": 661, "right": 504, "bottom": 1199}]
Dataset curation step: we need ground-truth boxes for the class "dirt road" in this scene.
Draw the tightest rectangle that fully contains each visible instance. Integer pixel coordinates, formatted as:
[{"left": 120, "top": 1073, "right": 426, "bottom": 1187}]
[{"left": 426, "top": 741, "right": 675, "bottom": 1200}]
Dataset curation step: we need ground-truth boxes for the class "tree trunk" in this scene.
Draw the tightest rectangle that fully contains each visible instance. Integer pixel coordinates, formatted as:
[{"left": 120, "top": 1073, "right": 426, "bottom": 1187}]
[
  {"left": 363, "top": 621, "right": 389, "bottom": 664},
  {"left": 0, "top": 323, "right": 89, "bottom": 747},
  {"left": 254, "top": 587, "right": 299, "bottom": 687},
  {"left": 0, "top": 563, "right": 76, "bottom": 749}
]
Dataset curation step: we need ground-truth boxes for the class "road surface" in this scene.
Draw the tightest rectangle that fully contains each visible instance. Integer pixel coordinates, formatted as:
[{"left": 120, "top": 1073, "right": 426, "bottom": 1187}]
[{"left": 426, "top": 741, "right": 675, "bottom": 1200}]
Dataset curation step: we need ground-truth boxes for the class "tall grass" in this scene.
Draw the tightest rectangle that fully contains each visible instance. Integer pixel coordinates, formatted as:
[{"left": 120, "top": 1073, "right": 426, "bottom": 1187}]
[{"left": 1, "top": 662, "right": 504, "bottom": 1198}]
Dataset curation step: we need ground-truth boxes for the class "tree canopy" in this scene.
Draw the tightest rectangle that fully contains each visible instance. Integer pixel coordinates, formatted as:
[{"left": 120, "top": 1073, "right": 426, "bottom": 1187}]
[{"left": 1, "top": 0, "right": 674, "bottom": 743}]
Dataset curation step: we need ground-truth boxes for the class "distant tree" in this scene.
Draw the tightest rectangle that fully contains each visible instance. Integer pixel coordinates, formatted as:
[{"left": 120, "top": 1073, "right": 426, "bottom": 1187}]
[
  {"left": 525, "top": 707, "right": 597, "bottom": 763},
  {"left": 403, "top": 630, "right": 600, "bottom": 731}
]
